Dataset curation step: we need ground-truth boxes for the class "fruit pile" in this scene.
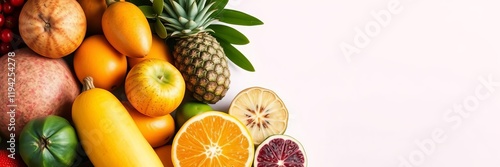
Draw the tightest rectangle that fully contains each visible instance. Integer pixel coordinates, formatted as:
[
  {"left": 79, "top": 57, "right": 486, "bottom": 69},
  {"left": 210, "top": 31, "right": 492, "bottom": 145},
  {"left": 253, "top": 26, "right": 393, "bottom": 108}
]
[{"left": 0, "top": 0, "right": 307, "bottom": 166}]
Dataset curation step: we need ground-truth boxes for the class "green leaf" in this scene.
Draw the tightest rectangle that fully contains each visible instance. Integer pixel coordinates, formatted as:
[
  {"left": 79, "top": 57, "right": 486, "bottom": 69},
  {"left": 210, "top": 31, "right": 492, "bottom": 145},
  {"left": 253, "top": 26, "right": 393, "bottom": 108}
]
[
  {"left": 153, "top": 0, "right": 163, "bottom": 15},
  {"left": 138, "top": 6, "right": 156, "bottom": 19},
  {"left": 209, "top": 0, "right": 228, "bottom": 17},
  {"left": 216, "top": 9, "right": 263, "bottom": 26},
  {"left": 208, "top": 24, "right": 249, "bottom": 45},
  {"left": 155, "top": 19, "right": 168, "bottom": 39},
  {"left": 218, "top": 39, "right": 255, "bottom": 72}
]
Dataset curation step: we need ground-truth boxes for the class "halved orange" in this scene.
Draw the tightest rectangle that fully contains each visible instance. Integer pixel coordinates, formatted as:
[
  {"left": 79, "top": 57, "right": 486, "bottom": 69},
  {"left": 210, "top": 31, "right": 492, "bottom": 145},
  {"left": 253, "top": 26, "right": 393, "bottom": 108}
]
[{"left": 171, "top": 111, "right": 254, "bottom": 167}]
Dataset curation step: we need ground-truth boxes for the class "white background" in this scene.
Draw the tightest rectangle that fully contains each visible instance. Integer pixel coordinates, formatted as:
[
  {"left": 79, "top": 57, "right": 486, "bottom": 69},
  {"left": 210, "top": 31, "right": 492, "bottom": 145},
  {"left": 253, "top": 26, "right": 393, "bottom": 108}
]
[{"left": 211, "top": 0, "right": 500, "bottom": 166}]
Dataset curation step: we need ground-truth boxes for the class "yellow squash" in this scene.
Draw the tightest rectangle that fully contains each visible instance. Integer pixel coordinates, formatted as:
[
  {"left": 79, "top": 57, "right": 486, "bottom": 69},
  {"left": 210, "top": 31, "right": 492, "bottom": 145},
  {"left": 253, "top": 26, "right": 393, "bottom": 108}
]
[{"left": 72, "top": 77, "right": 163, "bottom": 167}]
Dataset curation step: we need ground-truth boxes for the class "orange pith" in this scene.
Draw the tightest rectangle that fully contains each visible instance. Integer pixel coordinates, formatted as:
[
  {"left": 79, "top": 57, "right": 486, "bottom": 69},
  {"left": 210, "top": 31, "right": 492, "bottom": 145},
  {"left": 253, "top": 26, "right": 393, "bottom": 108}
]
[{"left": 172, "top": 111, "right": 254, "bottom": 167}]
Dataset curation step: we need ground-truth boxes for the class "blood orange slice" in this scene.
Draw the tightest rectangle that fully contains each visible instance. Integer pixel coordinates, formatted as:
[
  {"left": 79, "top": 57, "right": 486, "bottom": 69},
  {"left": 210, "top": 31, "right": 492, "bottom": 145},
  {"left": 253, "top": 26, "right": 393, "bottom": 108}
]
[
  {"left": 228, "top": 87, "right": 289, "bottom": 145},
  {"left": 254, "top": 134, "right": 307, "bottom": 167}
]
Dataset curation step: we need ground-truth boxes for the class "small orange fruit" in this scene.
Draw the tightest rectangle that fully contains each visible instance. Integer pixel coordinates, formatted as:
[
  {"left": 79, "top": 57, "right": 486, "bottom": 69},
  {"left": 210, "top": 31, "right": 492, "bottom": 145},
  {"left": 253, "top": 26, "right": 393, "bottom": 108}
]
[
  {"left": 123, "top": 101, "right": 176, "bottom": 148},
  {"left": 171, "top": 111, "right": 254, "bottom": 167},
  {"left": 77, "top": 0, "right": 124, "bottom": 35},
  {"left": 102, "top": 1, "right": 152, "bottom": 58},
  {"left": 154, "top": 145, "right": 174, "bottom": 167},
  {"left": 73, "top": 35, "right": 127, "bottom": 90},
  {"left": 127, "top": 34, "right": 173, "bottom": 68}
]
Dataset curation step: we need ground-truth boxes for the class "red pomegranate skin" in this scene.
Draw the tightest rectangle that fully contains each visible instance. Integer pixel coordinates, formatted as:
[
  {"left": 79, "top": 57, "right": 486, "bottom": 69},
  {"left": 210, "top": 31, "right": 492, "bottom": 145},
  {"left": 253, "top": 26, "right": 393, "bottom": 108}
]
[{"left": 0, "top": 48, "right": 80, "bottom": 138}]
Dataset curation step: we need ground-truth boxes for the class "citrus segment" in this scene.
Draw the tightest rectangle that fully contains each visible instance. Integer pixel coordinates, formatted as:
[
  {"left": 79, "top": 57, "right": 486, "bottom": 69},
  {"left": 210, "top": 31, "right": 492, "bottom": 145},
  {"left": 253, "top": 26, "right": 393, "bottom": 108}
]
[
  {"left": 172, "top": 111, "right": 254, "bottom": 167},
  {"left": 254, "top": 135, "right": 307, "bottom": 167},
  {"left": 229, "top": 87, "right": 289, "bottom": 145}
]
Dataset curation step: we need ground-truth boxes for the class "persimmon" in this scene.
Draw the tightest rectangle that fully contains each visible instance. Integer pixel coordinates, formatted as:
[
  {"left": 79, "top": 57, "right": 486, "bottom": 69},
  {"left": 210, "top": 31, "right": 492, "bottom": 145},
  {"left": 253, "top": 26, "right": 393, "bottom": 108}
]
[
  {"left": 77, "top": 0, "right": 124, "bottom": 35},
  {"left": 73, "top": 35, "right": 127, "bottom": 90},
  {"left": 127, "top": 34, "right": 174, "bottom": 68},
  {"left": 123, "top": 101, "right": 176, "bottom": 148}
]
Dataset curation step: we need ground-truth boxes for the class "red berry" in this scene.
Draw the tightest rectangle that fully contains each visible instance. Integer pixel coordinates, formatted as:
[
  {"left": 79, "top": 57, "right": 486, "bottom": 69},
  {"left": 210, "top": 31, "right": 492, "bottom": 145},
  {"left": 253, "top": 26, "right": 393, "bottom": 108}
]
[
  {"left": 0, "top": 14, "right": 4, "bottom": 28},
  {"left": 10, "top": 0, "right": 24, "bottom": 7},
  {"left": 0, "top": 42, "right": 11, "bottom": 54},
  {"left": 4, "top": 16, "right": 16, "bottom": 29},
  {"left": 0, "top": 3, "right": 3, "bottom": 13},
  {"left": 3, "top": 3, "right": 13, "bottom": 14},
  {"left": 1, "top": 29, "right": 14, "bottom": 43}
]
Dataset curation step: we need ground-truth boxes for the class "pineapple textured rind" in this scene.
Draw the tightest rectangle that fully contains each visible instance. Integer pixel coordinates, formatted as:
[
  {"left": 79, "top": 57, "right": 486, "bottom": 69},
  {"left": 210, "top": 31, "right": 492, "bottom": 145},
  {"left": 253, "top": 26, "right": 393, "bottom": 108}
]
[{"left": 173, "top": 32, "right": 230, "bottom": 104}]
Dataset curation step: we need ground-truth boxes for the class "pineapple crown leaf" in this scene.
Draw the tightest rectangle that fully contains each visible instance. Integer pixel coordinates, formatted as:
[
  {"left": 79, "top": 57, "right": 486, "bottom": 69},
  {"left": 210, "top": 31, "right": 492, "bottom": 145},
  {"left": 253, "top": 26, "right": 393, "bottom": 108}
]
[{"left": 159, "top": 0, "right": 217, "bottom": 37}]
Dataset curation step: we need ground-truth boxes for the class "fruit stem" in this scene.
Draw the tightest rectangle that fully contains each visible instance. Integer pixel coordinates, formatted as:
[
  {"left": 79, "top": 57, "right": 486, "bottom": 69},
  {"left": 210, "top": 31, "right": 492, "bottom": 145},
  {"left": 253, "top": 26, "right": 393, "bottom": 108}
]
[
  {"left": 39, "top": 137, "right": 50, "bottom": 151},
  {"left": 82, "top": 76, "right": 96, "bottom": 92}
]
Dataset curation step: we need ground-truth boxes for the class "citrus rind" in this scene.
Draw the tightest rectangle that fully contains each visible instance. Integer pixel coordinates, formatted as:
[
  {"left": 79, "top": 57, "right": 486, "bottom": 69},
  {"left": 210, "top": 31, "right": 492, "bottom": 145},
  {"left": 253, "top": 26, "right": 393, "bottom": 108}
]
[
  {"left": 171, "top": 111, "right": 254, "bottom": 167},
  {"left": 254, "top": 134, "right": 307, "bottom": 167},
  {"left": 228, "top": 87, "right": 289, "bottom": 145}
]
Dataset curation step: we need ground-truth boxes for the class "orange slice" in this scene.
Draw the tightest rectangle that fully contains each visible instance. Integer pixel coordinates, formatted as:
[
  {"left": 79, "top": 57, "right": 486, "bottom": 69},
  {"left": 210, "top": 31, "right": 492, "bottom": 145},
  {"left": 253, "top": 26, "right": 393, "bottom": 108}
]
[{"left": 171, "top": 111, "right": 254, "bottom": 167}]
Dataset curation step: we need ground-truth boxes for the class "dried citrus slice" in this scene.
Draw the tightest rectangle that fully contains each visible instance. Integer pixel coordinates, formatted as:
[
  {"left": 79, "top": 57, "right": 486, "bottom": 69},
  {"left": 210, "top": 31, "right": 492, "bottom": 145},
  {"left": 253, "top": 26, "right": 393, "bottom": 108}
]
[
  {"left": 254, "top": 134, "right": 307, "bottom": 167},
  {"left": 228, "top": 87, "right": 289, "bottom": 145},
  {"left": 171, "top": 111, "right": 254, "bottom": 167}
]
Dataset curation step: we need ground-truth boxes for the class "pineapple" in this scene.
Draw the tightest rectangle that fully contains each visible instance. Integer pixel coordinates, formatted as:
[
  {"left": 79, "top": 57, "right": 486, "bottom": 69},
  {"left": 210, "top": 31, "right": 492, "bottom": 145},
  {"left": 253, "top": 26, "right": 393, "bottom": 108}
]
[
  {"left": 173, "top": 32, "right": 230, "bottom": 103},
  {"left": 137, "top": 0, "right": 262, "bottom": 104}
]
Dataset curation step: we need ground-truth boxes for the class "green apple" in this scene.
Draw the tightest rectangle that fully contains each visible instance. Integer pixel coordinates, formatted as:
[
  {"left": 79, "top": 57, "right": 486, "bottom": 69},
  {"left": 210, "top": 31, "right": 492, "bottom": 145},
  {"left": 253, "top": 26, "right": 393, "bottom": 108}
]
[{"left": 175, "top": 101, "right": 213, "bottom": 128}]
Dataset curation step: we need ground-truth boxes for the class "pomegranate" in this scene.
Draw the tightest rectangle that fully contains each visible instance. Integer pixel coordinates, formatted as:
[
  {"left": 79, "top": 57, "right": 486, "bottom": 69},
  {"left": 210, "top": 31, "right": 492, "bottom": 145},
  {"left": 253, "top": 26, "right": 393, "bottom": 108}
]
[{"left": 0, "top": 48, "right": 80, "bottom": 138}]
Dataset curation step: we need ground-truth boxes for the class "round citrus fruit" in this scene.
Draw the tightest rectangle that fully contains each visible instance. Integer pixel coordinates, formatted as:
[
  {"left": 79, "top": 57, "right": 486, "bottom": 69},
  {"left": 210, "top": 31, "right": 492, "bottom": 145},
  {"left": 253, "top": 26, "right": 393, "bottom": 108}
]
[
  {"left": 73, "top": 35, "right": 127, "bottom": 90},
  {"left": 228, "top": 87, "right": 289, "bottom": 145},
  {"left": 172, "top": 111, "right": 254, "bottom": 167},
  {"left": 154, "top": 145, "right": 174, "bottom": 167},
  {"left": 174, "top": 101, "right": 213, "bottom": 128},
  {"left": 127, "top": 34, "right": 174, "bottom": 68},
  {"left": 123, "top": 101, "right": 176, "bottom": 148},
  {"left": 254, "top": 134, "right": 307, "bottom": 167}
]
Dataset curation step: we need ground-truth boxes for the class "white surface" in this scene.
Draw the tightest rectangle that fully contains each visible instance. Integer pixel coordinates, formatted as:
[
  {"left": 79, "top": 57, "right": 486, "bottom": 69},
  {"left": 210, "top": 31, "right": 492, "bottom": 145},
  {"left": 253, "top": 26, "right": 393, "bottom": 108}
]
[{"left": 211, "top": 0, "right": 500, "bottom": 166}]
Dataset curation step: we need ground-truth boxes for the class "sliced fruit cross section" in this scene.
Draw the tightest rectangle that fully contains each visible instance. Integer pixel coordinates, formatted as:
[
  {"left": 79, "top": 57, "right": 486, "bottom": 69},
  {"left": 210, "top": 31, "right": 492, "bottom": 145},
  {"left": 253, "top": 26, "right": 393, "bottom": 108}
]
[
  {"left": 254, "top": 134, "right": 307, "bottom": 167},
  {"left": 172, "top": 111, "right": 254, "bottom": 167},
  {"left": 229, "top": 87, "right": 289, "bottom": 145}
]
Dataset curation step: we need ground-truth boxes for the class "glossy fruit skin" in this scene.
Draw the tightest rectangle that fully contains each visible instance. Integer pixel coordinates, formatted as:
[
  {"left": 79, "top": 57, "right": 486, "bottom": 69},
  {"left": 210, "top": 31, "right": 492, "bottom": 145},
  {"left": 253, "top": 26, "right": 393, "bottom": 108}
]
[
  {"left": 125, "top": 59, "right": 185, "bottom": 117},
  {"left": 19, "top": 0, "right": 86, "bottom": 58},
  {"left": 123, "top": 101, "right": 175, "bottom": 148},
  {"left": 0, "top": 14, "right": 4, "bottom": 28},
  {"left": 127, "top": 34, "right": 173, "bottom": 68},
  {"left": 73, "top": 35, "right": 127, "bottom": 90},
  {"left": 102, "top": 1, "right": 152, "bottom": 58},
  {"left": 154, "top": 145, "right": 174, "bottom": 167},
  {"left": 0, "top": 150, "right": 26, "bottom": 167},
  {"left": 3, "top": 3, "right": 13, "bottom": 14},
  {"left": 1, "top": 29, "right": 14, "bottom": 43},
  {"left": 77, "top": 0, "right": 123, "bottom": 35},
  {"left": 19, "top": 115, "right": 78, "bottom": 167},
  {"left": 10, "top": 0, "right": 25, "bottom": 7},
  {"left": 174, "top": 101, "right": 213, "bottom": 128},
  {"left": 72, "top": 79, "right": 163, "bottom": 167}
]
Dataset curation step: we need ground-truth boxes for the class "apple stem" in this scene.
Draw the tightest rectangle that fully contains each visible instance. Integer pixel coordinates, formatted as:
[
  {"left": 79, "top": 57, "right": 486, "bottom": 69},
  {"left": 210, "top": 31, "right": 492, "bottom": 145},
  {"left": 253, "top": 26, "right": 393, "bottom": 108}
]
[{"left": 82, "top": 76, "right": 96, "bottom": 92}]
